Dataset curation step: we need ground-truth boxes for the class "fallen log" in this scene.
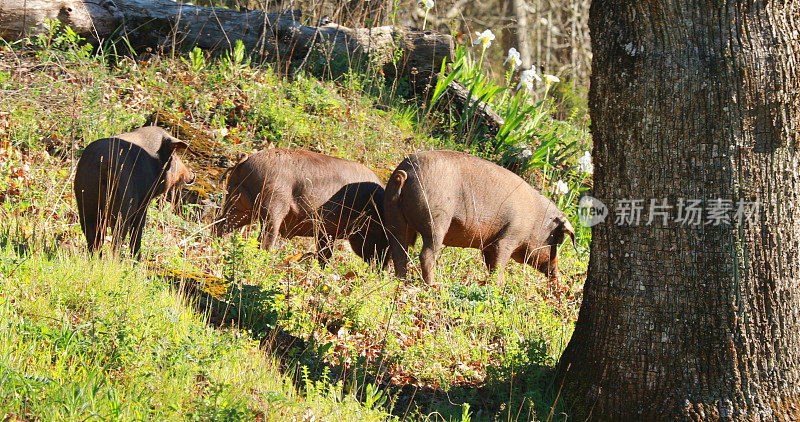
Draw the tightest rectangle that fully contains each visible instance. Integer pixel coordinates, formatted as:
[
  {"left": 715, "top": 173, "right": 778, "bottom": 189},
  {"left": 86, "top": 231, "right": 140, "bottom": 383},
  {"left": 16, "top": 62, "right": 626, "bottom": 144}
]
[
  {"left": 0, "top": 0, "right": 123, "bottom": 42},
  {"left": 0, "top": 0, "right": 504, "bottom": 144},
  {"left": 1, "top": 0, "right": 453, "bottom": 78}
]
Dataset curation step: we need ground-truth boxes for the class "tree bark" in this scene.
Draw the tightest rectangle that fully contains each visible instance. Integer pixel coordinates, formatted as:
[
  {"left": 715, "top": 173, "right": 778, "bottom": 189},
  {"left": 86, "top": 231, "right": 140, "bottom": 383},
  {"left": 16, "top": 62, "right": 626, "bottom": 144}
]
[{"left": 558, "top": 1, "right": 800, "bottom": 420}]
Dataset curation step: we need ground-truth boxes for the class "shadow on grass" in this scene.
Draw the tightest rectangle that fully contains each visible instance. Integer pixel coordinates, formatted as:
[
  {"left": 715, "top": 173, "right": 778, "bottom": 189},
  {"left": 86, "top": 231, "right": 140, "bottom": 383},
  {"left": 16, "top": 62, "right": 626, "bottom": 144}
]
[
  {"left": 151, "top": 266, "right": 571, "bottom": 421},
  {"left": 395, "top": 341, "right": 571, "bottom": 421}
]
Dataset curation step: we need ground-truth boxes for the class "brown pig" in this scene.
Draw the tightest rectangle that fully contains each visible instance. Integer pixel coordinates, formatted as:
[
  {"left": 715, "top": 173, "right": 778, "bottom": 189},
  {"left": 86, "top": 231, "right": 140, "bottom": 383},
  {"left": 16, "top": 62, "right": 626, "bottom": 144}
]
[
  {"left": 74, "top": 126, "right": 195, "bottom": 257},
  {"left": 212, "top": 149, "right": 389, "bottom": 268},
  {"left": 384, "top": 150, "right": 574, "bottom": 284}
]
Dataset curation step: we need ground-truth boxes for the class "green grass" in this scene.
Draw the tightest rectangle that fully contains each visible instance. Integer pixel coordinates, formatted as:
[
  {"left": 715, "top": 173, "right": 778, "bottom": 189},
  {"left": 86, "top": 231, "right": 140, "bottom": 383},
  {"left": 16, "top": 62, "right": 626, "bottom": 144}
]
[
  {"left": 0, "top": 27, "right": 589, "bottom": 420},
  {"left": 0, "top": 244, "right": 394, "bottom": 421}
]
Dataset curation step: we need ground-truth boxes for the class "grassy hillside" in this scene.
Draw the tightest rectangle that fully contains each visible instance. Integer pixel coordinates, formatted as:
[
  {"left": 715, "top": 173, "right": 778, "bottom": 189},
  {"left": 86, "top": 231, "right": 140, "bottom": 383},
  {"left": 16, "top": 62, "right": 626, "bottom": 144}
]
[{"left": 0, "top": 26, "right": 590, "bottom": 421}]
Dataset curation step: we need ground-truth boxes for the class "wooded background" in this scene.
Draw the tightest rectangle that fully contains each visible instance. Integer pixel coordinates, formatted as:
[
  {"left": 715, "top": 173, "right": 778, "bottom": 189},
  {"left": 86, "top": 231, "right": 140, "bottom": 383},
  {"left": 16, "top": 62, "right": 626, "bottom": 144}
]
[{"left": 192, "top": 0, "right": 591, "bottom": 84}]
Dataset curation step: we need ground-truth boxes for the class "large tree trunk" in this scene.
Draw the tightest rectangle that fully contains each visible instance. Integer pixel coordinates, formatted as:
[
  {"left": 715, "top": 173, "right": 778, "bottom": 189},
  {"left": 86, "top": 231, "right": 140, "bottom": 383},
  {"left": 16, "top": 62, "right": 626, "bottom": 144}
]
[{"left": 558, "top": 1, "right": 800, "bottom": 419}]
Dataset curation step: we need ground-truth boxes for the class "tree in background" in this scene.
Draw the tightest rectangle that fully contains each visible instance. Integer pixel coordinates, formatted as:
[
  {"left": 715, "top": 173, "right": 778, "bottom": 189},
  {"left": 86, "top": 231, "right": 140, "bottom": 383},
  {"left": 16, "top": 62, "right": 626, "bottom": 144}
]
[
  {"left": 559, "top": 0, "right": 800, "bottom": 419},
  {"left": 191, "top": 0, "right": 591, "bottom": 83}
]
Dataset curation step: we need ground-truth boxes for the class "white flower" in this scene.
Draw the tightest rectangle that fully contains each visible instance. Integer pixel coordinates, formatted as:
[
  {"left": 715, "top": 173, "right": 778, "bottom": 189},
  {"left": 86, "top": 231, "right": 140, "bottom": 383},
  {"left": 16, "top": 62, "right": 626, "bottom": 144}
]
[
  {"left": 554, "top": 180, "right": 569, "bottom": 195},
  {"left": 544, "top": 74, "right": 560, "bottom": 84},
  {"left": 577, "top": 151, "right": 594, "bottom": 174},
  {"left": 473, "top": 29, "right": 496, "bottom": 49},
  {"left": 515, "top": 143, "right": 532, "bottom": 158},
  {"left": 418, "top": 0, "right": 434, "bottom": 10},
  {"left": 517, "top": 67, "right": 541, "bottom": 92},
  {"left": 504, "top": 47, "right": 522, "bottom": 69}
]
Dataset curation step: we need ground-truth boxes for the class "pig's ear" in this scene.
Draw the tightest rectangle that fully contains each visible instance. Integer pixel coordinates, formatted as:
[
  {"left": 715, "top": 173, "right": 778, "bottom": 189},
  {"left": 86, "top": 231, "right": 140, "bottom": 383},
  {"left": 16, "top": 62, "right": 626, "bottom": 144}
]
[
  {"left": 169, "top": 140, "right": 190, "bottom": 152},
  {"left": 164, "top": 135, "right": 194, "bottom": 155}
]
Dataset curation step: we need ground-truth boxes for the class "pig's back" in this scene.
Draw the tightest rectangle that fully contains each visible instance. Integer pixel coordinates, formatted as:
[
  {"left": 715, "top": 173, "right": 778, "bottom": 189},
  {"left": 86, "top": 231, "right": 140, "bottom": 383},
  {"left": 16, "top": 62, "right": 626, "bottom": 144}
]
[
  {"left": 240, "top": 149, "right": 382, "bottom": 209},
  {"left": 75, "top": 138, "right": 160, "bottom": 196},
  {"left": 399, "top": 150, "right": 549, "bottom": 247},
  {"left": 403, "top": 150, "right": 539, "bottom": 210}
]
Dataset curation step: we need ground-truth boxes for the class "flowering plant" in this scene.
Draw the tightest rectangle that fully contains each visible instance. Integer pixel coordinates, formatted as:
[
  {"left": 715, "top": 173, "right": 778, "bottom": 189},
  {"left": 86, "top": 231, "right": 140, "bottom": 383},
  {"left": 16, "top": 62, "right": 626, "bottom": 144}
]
[
  {"left": 473, "top": 29, "right": 496, "bottom": 49},
  {"left": 504, "top": 47, "right": 522, "bottom": 70}
]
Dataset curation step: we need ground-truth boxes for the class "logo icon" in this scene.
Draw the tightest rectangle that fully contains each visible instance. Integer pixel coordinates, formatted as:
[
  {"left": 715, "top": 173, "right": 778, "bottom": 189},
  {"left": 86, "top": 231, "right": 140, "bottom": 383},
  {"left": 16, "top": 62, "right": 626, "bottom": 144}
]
[{"left": 578, "top": 195, "right": 607, "bottom": 227}]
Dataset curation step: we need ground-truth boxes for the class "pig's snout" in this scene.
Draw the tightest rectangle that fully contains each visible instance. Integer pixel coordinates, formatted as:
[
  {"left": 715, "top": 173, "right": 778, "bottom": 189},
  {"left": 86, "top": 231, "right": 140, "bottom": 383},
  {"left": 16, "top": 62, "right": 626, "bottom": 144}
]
[{"left": 170, "top": 153, "right": 195, "bottom": 186}]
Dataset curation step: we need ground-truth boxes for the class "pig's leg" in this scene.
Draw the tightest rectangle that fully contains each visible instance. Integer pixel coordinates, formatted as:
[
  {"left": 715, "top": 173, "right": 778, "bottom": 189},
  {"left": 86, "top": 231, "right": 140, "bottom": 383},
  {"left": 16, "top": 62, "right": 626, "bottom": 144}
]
[
  {"left": 389, "top": 227, "right": 416, "bottom": 278},
  {"left": 389, "top": 236, "right": 407, "bottom": 278},
  {"left": 419, "top": 231, "right": 444, "bottom": 284},
  {"left": 128, "top": 207, "right": 148, "bottom": 260},
  {"left": 482, "top": 243, "right": 514, "bottom": 283},
  {"left": 539, "top": 244, "right": 560, "bottom": 280},
  {"left": 79, "top": 205, "right": 103, "bottom": 254},
  {"left": 315, "top": 233, "right": 334, "bottom": 268},
  {"left": 110, "top": 195, "right": 138, "bottom": 255},
  {"left": 386, "top": 204, "right": 416, "bottom": 278},
  {"left": 109, "top": 216, "right": 127, "bottom": 255},
  {"left": 258, "top": 205, "right": 288, "bottom": 251},
  {"left": 83, "top": 219, "right": 100, "bottom": 254}
]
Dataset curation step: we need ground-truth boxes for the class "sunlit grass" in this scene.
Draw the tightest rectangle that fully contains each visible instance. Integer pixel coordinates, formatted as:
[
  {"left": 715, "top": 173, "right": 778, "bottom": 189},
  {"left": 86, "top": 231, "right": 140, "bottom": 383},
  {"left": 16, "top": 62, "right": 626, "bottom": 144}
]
[
  {"left": 0, "top": 246, "right": 394, "bottom": 421},
  {"left": 0, "top": 28, "right": 588, "bottom": 420}
]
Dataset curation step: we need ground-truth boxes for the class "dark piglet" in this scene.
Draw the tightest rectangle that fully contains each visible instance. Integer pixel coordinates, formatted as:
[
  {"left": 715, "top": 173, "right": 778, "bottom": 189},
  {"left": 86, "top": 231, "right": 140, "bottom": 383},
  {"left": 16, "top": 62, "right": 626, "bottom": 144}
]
[
  {"left": 212, "top": 149, "right": 389, "bottom": 268},
  {"left": 384, "top": 150, "right": 574, "bottom": 284},
  {"left": 74, "top": 126, "right": 195, "bottom": 257}
]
